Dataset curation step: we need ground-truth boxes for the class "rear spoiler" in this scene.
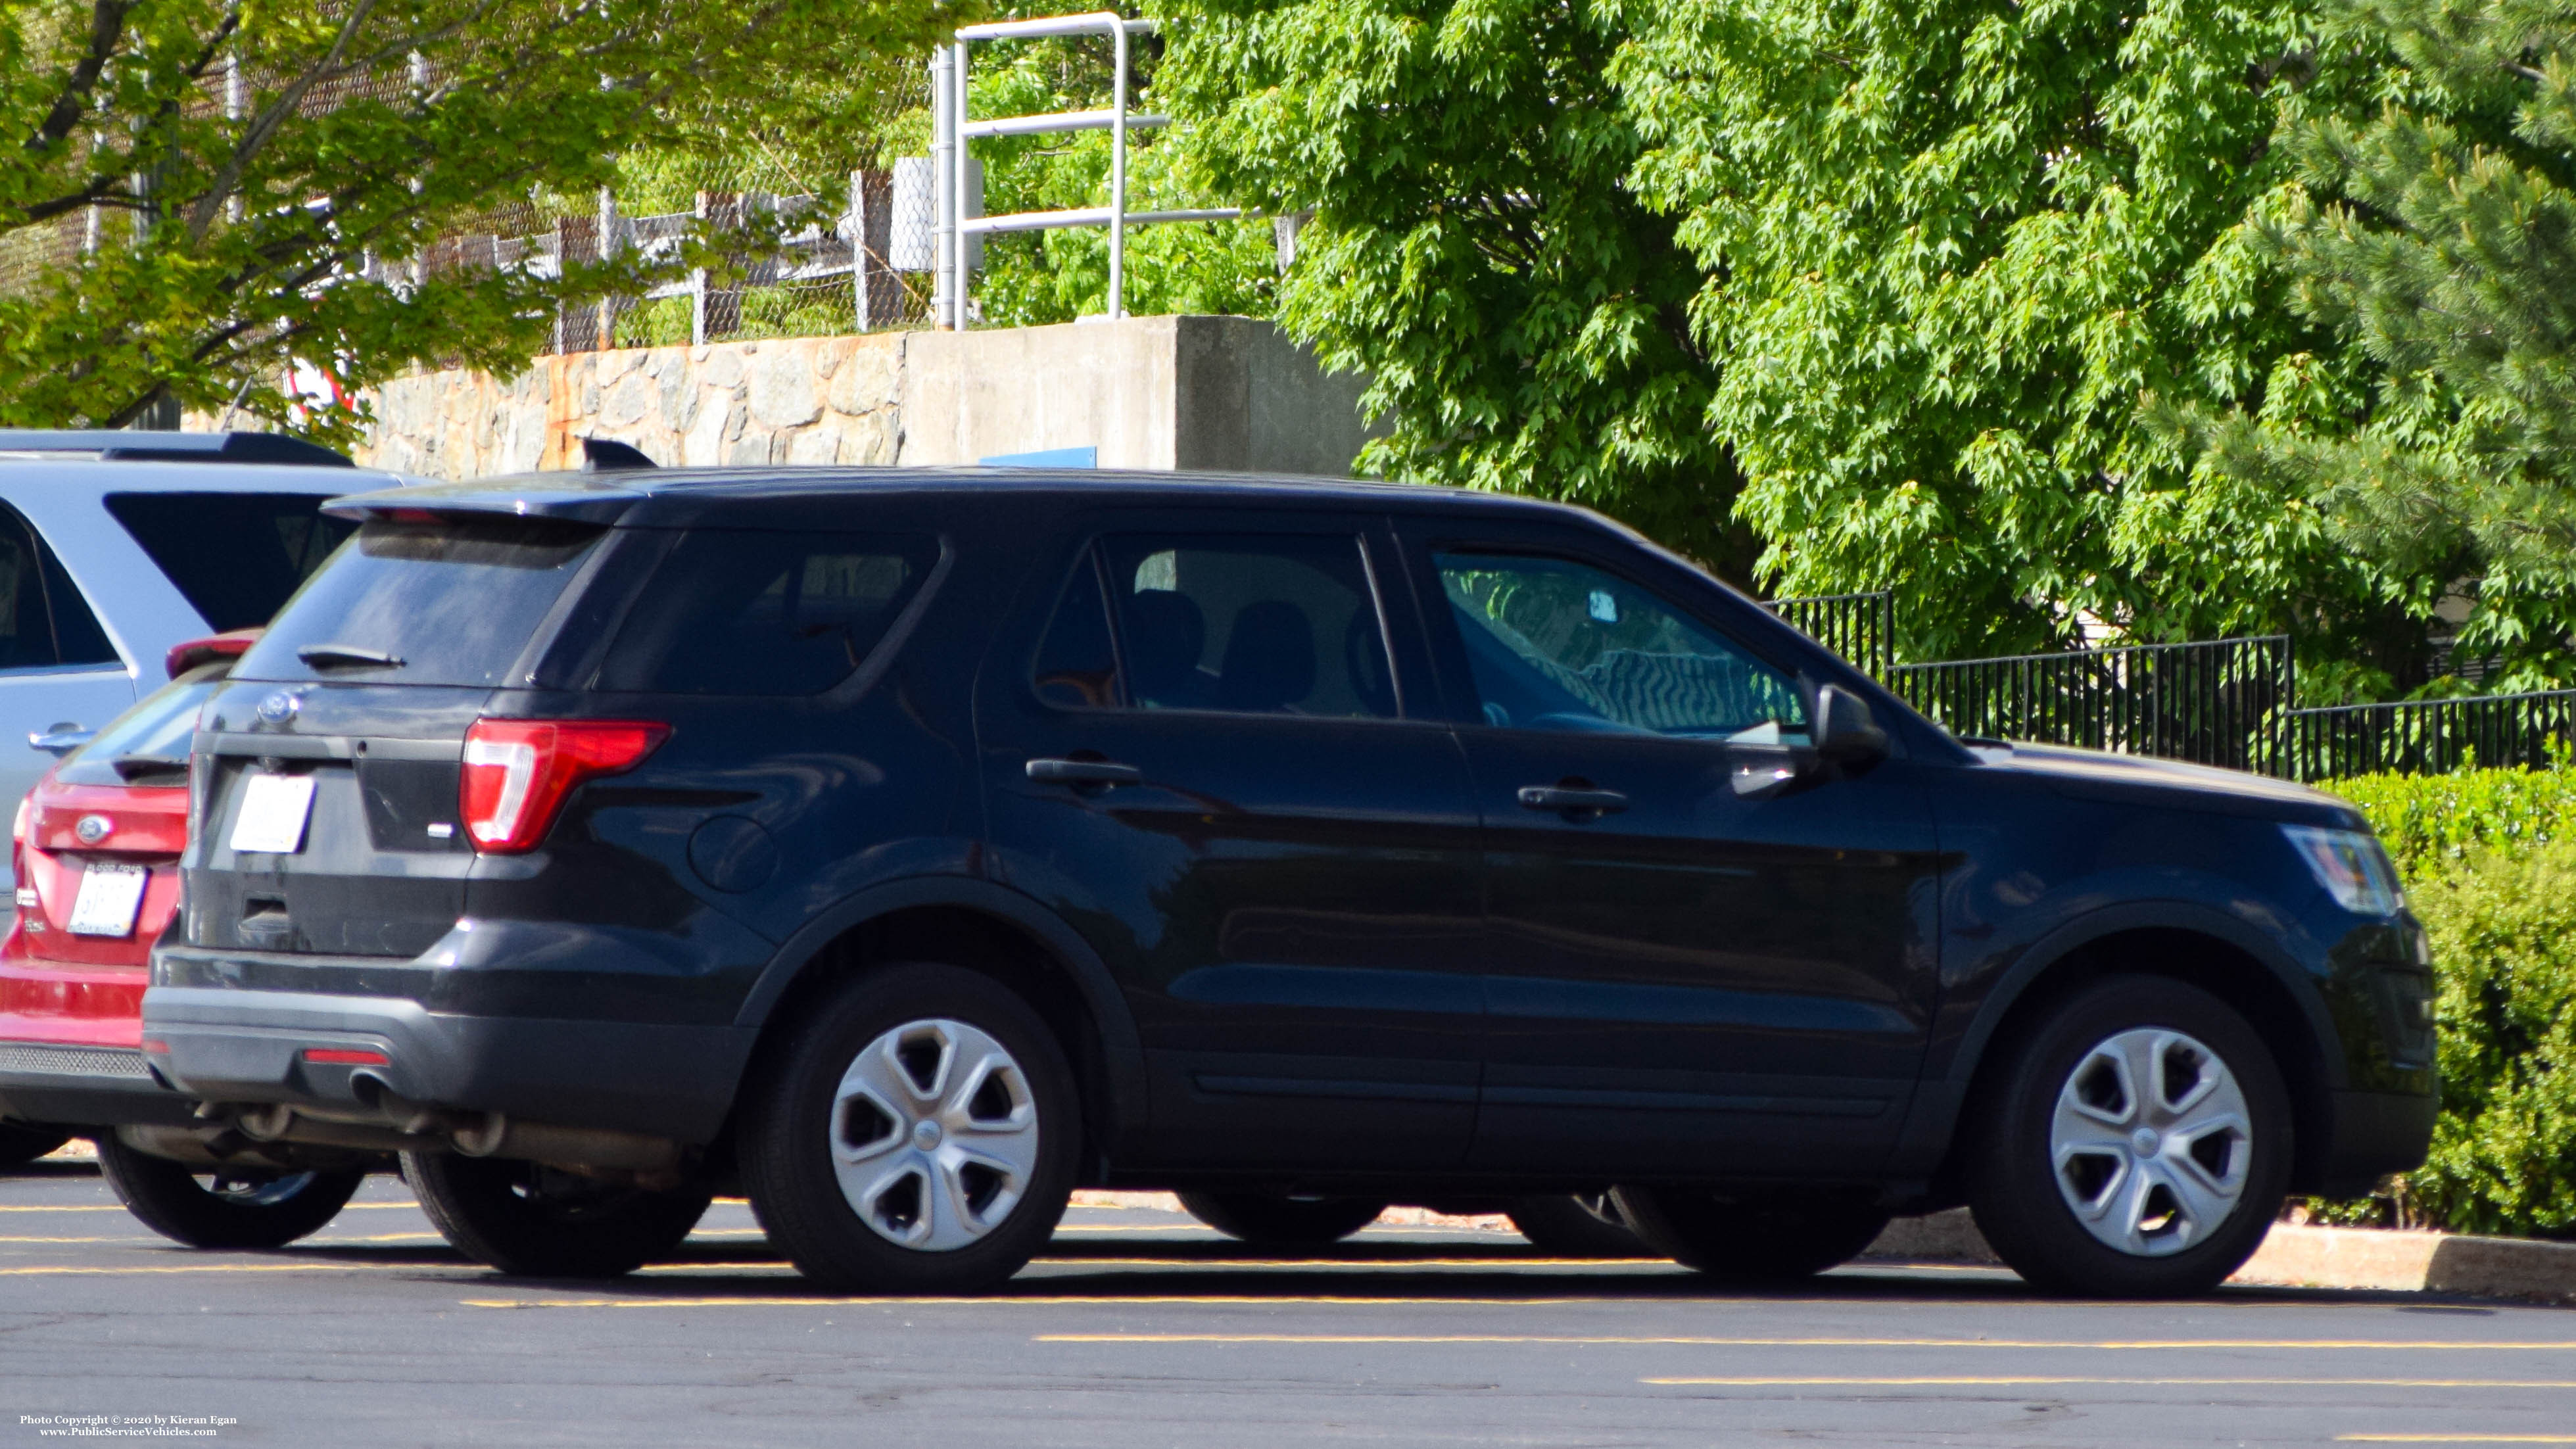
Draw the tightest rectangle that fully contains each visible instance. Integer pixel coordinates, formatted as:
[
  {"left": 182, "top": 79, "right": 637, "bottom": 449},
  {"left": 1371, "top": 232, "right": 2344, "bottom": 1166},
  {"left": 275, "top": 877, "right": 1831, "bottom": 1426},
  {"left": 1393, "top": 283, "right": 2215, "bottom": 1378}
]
[
  {"left": 322, "top": 478, "right": 647, "bottom": 524},
  {"left": 0, "top": 429, "right": 352, "bottom": 467},
  {"left": 166, "top": 628, "right": 262, "bottom": 680}
]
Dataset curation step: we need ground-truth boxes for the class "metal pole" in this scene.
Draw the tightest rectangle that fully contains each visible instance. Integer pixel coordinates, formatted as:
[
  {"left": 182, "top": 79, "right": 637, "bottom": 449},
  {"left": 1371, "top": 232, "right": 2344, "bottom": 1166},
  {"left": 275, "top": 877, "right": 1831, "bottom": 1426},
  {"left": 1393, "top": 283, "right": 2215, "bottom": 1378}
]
[
  {"left": 851, "top": 169, "right": 869, "bottom": 333},
  {"left": 930, "top": 49, "right": 954, "bottom": 330},
  {"left": 1109, "top": 19, "right": 1128, "bottom": 320},
  {"left": 952, "top": 39, "right": 972, "bottom": 329}
]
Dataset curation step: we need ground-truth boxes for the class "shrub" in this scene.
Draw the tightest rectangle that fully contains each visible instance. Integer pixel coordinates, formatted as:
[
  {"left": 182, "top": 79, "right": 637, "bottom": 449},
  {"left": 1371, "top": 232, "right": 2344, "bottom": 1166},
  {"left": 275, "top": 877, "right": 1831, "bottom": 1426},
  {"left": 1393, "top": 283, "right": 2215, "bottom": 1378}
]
[
  {"left": 2397, "top": 840, "right": 2576, "bottom": 1237},
  {"left": 2333, "top": 759, "right": 2576, "bottom": 877}
]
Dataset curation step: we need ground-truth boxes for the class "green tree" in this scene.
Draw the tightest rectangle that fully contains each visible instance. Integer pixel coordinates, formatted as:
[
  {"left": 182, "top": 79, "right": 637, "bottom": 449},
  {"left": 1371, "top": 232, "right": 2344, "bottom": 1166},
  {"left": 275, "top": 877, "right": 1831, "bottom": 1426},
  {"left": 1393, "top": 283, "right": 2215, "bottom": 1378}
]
[
  {"left": 1160, "top": 0, "right": 1747, "bottom": 571},
  {"left": 0, "top": 0, "right": 965, "bottom": 447},
  {"left": 1615, "top": 0, "right": 2435, "bottom": 666},
  {"left": 2182, "top": 0, "right": 2576, "bottom": 692}
]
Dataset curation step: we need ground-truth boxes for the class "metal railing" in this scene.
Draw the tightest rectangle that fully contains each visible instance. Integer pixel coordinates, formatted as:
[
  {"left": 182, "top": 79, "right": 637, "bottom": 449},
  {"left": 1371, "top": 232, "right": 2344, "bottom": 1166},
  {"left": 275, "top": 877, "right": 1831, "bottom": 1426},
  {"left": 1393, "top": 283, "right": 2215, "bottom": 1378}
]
[
  {"left": 1888, "top": 635, "right": 2297, "bottom": 772},
  {"left": 1764, "top": 590, "right": 1895, "bottom": 677},
  {"left": 2274, "top": 689, "right": 2576, "bottom": 779},
  {"left": 933, "top": 11, "right": 1241, "bottom": 327}
]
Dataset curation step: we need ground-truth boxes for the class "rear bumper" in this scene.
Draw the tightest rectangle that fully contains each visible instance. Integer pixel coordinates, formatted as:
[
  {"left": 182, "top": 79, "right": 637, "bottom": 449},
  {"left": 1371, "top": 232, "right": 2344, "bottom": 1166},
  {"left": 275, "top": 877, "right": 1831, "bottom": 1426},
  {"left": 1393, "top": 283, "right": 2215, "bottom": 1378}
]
[
  {"left": 0, "top": 1041, "right": 195, "bottom": 1130},
  {"left": 142, "top": 984, "right": 755, "bottom": 1145}
]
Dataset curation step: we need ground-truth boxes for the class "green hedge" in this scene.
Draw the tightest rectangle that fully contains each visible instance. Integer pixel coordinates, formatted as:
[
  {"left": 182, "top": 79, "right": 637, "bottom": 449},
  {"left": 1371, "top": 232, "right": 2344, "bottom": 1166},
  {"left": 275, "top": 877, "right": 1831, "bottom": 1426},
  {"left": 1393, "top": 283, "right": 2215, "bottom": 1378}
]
[{"left": 2313, "top": 764, "right": 2576, "bottom": 1237}]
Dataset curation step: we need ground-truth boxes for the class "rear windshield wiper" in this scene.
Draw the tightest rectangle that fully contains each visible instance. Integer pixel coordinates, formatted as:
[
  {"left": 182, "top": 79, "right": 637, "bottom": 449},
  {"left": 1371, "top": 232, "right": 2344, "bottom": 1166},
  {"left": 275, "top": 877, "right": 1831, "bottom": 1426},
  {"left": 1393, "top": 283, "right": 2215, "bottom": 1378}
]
[
  {"left": 295, "top": 643, "right": 406, "bottom": 671},
  {"left": 110, "top": 753, "right": 189, "bottom": 782}
]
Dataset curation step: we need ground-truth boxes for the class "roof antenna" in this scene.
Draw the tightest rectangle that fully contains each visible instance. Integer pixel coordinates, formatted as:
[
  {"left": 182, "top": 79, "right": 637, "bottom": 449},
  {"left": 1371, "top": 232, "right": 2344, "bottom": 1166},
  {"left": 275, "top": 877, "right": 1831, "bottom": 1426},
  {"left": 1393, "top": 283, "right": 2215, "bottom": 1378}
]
[{"left": 580, "top": 437, "right": 656, "bottom": 472}]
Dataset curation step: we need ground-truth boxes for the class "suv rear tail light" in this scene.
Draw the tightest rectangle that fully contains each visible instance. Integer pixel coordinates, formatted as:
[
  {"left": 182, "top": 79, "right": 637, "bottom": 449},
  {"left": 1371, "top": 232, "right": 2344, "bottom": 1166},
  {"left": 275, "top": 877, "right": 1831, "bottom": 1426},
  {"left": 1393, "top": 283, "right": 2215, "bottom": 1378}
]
[{"left": 458, "top": 719, "right": 669, "bottom": 854}]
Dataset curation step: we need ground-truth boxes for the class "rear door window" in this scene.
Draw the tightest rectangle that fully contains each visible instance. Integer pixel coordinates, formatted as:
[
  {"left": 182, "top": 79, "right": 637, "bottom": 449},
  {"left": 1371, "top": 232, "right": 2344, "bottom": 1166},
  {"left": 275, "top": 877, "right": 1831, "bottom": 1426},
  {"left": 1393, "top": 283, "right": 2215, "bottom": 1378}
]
[
  {"left": 596, "top": 531, "right": 938, "bottom": 696},
  {"left": 1056, "top": 533, "right": 1398, "bottom": 718},
  {"left": 233, "top": 514, "right": 606, "bottom": 687},
  {"left": 0, "top": 500, "right": 118, "bottom": 672},
  {"left": 105, "top": 492, "right": 356, "bottom": 631}
]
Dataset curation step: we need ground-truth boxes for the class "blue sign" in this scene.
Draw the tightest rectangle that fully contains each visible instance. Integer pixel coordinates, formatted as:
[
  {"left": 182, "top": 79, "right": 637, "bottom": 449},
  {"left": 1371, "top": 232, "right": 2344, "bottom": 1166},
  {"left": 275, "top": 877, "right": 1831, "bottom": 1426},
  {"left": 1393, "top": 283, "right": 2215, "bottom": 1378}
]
[{"left": 980, "top": 446, "right": 1098, "bottom": 469}]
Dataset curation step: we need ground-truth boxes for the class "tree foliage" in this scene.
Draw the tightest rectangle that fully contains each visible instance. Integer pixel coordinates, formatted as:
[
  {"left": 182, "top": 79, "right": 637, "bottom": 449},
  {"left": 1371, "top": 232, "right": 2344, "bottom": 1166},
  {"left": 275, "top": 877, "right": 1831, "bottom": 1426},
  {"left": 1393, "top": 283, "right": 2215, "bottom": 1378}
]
[
  {"left": 1159, "top": 0, "right": 1748, "bottom": 572},
  {"left": 2183, "top": 0, "right": 2576, "bottom": 691},
  {"left": 0, "top": 0, "right": 965, "bottom": 446}
]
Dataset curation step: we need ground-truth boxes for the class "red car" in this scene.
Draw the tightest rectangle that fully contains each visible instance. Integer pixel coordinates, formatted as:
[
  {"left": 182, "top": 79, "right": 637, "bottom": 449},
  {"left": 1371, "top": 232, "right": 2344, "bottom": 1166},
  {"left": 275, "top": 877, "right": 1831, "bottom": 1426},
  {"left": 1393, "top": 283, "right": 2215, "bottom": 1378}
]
[{"left": 0, "top": 632, "right": 368, "bottom": 1247}]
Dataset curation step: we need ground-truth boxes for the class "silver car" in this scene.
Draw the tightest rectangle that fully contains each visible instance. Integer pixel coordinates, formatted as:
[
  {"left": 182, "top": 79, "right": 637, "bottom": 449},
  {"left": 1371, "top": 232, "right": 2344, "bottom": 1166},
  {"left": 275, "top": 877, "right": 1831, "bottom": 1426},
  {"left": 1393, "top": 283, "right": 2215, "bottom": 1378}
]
[{"left": 0, "top": 431, "right": 405, "bottom": 889}]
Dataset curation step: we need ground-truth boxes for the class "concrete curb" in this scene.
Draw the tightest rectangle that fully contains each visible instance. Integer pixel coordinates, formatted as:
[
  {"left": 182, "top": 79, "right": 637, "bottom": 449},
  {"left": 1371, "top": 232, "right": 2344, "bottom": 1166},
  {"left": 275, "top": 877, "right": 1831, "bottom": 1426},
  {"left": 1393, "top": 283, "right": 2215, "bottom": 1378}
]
[{"left": 1864, "top": 1207, "right": 2576, "bottom": 1306}]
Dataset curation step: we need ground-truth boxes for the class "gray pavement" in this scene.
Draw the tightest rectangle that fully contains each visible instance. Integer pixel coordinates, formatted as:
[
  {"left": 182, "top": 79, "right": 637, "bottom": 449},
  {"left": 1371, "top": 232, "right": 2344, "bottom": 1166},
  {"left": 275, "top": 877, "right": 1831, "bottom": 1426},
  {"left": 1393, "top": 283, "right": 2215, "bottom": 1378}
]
[{"left": 2, "top": 1159, "right": 2570, "bottom": 1448}]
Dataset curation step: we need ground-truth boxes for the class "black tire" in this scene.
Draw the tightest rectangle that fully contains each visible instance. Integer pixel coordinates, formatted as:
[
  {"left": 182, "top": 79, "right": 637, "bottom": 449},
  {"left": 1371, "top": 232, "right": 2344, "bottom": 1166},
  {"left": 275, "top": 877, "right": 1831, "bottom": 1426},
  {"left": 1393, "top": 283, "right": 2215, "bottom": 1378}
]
[
  {"left": 740, "top": 962, "right": 1081, "bottom": 1293},
  {"left": 1508, "top": 1193, "right": 1646, "bottom": 1257},
  {"left": 1176, "top": 1193, "right": 1389, "bottom": 1247},
  {"left": 1612, "top": 1185, "right": 1892, "bottom": 1283},
  {"left": 95, "top": 1137, "right": 365, "bottom": 1249},
  {"left": 0, "top": 1124, "right": 71, "bottom": 1168},
  {"left": 1966, "top": 974, "right": 2291, "bottom": 1298},
  {"left": 404, "top": 1152, "right": 712, "bottom": 1278}
]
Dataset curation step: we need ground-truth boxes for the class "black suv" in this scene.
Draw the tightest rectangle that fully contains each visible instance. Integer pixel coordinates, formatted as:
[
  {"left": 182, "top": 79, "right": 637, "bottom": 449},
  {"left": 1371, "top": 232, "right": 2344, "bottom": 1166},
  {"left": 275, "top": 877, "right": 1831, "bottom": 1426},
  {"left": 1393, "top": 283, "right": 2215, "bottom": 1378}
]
[{"left": 141, "top": 469, "right": 2435, "bottom": 1296}]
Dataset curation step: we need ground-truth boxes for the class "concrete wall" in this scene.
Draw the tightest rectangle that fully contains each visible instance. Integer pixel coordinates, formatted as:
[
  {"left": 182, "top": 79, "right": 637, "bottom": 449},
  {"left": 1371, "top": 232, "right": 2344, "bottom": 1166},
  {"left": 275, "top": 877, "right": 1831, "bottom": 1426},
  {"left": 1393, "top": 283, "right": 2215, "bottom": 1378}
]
[{"left": 358, "top": 316, "right": 1376, "bottom": 479}]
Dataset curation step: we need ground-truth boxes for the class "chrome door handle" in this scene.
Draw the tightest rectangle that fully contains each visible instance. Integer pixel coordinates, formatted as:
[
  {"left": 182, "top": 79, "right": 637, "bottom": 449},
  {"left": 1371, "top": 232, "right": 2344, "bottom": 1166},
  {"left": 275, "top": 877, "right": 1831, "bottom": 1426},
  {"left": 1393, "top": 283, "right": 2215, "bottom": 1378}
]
[
  {"left": 28, "top": 726, "right": 93, "bottom": 757},
  {"left": 1517, "top": 784, "right": 1628, "bottom": 815},
  {"left": 1026, "top": 758, "right": 1143, "bottom": 787}
]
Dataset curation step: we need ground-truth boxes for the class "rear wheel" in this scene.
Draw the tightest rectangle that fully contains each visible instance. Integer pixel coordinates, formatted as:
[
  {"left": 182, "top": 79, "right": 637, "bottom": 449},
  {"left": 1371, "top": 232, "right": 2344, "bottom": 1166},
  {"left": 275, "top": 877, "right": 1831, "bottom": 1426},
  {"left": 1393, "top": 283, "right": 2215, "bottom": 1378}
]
[
  {"left": 1967, "top": 974, "right": 2290, "bottom": 1298},
  {"left": 1508, "top": 1193, "right": 1645, "bottom": 1257},
  {"left": 1176, "top": 1193, "right": 1388, "bottom": 1247},
  {"left": 97, "top": 1137, "right": 365, "bottom": 1249},
  {"left": 404, "top": 1152, "right": 711, "bottom": 1278},
  {"left": 1613, "top": 1185, "right": 1891, "bottom": 1283},
  {"left": 740, "top": 962, "right": 1080, "bottom": 1293},
  {"left": 0, "top": 1124, "right": 71, "bottom": 1168}
]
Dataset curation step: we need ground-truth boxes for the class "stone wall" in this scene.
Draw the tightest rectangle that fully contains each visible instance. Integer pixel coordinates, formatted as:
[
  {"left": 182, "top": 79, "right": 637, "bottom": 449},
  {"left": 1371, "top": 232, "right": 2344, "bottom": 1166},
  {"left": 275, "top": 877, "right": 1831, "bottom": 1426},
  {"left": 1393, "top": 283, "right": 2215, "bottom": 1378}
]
[
  {"left": 357, "top": 316, "right": 1374, "bottom": 479},
  {"left": 360, "top": 334, "right": 903, "bottom": 477}
]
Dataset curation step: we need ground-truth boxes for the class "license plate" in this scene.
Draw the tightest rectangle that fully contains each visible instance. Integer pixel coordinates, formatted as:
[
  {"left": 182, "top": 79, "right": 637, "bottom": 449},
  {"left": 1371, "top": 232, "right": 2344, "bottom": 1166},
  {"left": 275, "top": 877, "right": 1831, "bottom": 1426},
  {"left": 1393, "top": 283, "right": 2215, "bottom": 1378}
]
[
  {"left": 67, "top": 861, "right": 149, "bottom": 938},
  {"left": 227, "top": 772, "right": 316, "bottom": 855}
]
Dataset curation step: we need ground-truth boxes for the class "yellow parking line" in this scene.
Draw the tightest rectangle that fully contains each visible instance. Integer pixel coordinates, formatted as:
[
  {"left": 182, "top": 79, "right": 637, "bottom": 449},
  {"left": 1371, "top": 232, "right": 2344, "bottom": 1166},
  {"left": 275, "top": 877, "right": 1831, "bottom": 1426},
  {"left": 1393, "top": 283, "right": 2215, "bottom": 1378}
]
[
  {"left": 1036, "top": 1348, "right": 2576, "bottom": 1358},
  {"left": 465, "top": 1294, "right": 1690, "bottom": 1309},
  {"left": 1646, "top": 1377, "right": 2576, "bottom": 1389},
  {"left": 1021, "top": 1257, "right": 1666, "bottom": 1270},
  {"left": 2342, "top": 1438, "right": 2576, "bottom": 1444}
]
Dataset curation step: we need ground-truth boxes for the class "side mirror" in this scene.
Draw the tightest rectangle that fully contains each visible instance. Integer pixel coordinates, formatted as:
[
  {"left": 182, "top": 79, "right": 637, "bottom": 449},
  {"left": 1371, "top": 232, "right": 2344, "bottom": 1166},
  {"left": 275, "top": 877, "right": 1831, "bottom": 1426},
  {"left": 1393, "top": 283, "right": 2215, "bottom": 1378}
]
[{"left": 1813, "top": 685, "right": 1890, "bottom": 767}]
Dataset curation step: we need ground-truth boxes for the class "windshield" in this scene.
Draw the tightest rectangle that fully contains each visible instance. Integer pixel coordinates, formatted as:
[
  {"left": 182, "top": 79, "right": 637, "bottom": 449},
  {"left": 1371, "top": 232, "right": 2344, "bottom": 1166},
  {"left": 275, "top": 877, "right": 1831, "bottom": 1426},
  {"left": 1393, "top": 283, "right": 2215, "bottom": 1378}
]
[
  {"left": 55, "top": 668, "right": 224, "bottom": 787},
  {"left": 233, "top": 514, "right": 606, "bottom": 688}
]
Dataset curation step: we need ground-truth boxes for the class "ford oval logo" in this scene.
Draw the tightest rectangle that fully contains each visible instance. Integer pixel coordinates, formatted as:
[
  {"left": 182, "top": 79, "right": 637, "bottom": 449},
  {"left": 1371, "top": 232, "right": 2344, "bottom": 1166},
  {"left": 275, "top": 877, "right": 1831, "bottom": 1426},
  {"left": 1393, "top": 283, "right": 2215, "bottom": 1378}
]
[
  {"left": 74, "top": 815, "right": 111, "bottom": 845},
  {"left": 256, "top": 690, "right": 300, "bottom": 724}
]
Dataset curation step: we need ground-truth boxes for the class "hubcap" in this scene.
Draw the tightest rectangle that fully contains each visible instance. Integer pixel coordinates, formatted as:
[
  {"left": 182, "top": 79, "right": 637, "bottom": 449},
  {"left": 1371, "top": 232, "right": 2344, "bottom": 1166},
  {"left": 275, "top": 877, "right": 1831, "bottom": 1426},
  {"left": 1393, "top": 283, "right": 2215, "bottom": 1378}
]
[
  {"left": 828, "top": 1018, "right": 1039, "bottom": 1252},
  {"left": 2050, "top": 1027, "right": 2251, "bottom": 1257}
]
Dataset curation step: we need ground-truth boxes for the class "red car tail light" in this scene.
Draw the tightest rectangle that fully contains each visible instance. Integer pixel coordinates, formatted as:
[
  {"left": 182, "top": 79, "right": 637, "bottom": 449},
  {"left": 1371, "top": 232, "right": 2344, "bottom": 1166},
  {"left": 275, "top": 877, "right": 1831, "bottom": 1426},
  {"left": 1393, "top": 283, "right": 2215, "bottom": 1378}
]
[{"left": 458, "top": 719, "right": 669, "bottom": 853}]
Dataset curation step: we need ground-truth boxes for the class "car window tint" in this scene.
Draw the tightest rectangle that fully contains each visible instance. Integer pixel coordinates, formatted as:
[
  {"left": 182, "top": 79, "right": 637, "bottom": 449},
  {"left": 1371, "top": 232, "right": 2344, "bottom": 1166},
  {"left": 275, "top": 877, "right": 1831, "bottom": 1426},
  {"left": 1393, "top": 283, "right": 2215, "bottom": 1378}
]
[
  {"left": 1435, "top": 551, "right": 1806, "bottom": 740},
  {"left": 55, "top": 669, "right": 223, "bottom": 787},
  {"left": 105, "top": 492, "right": 358, "bottom": 631},
  {"left": 1031, "top": 554, "right": 1120, "bottom": 708},
  {"left": 1096, "top": 534, "right": 1396, "bottom": 719},
  {"left": 597, "top": 530, "right": 938, "bottom": 696},
  {"left": 0, "top": 501, "right": 118, "bottom": 673},
  {"left": 235, "top": 515, "right": 606, "bottom": 687}
]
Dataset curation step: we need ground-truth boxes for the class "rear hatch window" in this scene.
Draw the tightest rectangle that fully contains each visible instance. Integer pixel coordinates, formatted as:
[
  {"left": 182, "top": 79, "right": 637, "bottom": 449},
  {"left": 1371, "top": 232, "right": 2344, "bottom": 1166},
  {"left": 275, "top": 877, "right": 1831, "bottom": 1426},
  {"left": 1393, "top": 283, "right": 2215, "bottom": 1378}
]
[
  {"left": 233, "top": 514, "right": 606, "bottom": 687},
  {"left": 55, "top": 669, "right": 222, "bottom": 787},
  {"left": 105, "top": 492, "right": 357, "bottom": 631}
]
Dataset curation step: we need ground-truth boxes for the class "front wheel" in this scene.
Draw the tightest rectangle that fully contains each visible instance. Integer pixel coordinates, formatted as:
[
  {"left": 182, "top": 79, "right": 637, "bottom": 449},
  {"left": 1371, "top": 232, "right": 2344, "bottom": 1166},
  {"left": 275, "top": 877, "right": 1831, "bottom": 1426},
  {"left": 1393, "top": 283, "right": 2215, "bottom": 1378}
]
[
  {"left": 97, "top": 1137, "right": 365, "bottom": 1249},
  {"left": 0, "top": 1124, "right": 71, "bottom": 1168},
  {"left": 1176, "top": 1193, "right": 1388, "bottom": 1247},
  {"left": 740, "top": 962, "right": 1081, "bottom": 1294},
  {"left": 1612, "top": 1185, "right": 1891, "bottom": 1282},
  {"left": 1966, "top": 974, "right": 2291, "bottom": 1298},
  {"left": 404, "top": 1152, "right": 711, "bottom": 1278}
]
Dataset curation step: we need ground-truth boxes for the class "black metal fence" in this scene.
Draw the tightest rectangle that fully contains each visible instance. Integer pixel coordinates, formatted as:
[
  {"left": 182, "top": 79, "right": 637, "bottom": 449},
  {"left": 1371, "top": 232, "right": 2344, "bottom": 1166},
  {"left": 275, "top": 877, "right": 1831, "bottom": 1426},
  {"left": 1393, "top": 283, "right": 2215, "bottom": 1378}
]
[
  {"left": 1765, "top": 590, "right": 1896, "bottom": 677},
  {"left": 1886, "top": 636, "right": 2297, "bottom": 773},
  {"left": 2274, "top": 690, "right": 2576, "bottom": 778}
]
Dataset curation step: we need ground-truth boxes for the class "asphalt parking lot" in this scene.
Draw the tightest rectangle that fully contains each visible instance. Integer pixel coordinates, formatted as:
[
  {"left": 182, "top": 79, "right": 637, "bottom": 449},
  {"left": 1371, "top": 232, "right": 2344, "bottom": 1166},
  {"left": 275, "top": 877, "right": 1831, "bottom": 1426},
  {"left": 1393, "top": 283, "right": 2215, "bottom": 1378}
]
[{"left": 3, "top": 1157, "right": 2569, "bottom": 1448}]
